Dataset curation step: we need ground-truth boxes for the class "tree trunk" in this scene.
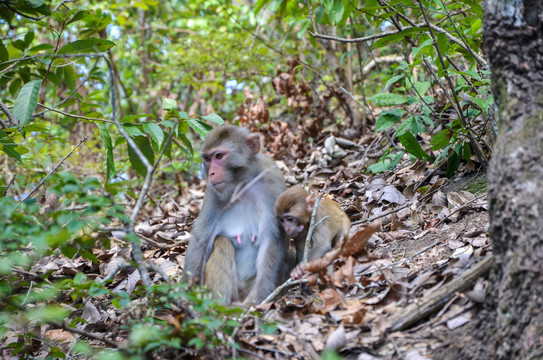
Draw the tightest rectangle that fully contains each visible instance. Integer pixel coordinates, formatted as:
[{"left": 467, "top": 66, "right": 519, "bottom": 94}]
[{"left": 454, "top": 1, "right": 543, "bottom": 359}]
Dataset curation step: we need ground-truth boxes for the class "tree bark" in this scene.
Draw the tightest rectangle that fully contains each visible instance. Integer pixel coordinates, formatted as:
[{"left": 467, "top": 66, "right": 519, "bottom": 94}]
[{"left": 445, "top": 1, "right": 543, "bottom": 359}]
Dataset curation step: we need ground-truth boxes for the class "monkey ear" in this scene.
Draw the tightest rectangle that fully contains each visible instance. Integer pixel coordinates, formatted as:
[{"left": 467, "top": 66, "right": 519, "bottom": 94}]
[{"left": 246, "top": 134, "right": 261, "bottom": 155}]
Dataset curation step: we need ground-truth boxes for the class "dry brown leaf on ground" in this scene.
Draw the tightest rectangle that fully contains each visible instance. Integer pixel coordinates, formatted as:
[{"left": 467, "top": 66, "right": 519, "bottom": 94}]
[
  {"left": 318, "top": 288, "right": 343, "bottom": 312},
  {"left": 302, "top": 248, "right": 341, "bottom": 274},
  {"left": 341, "top": 221, "right": 381, "bottom": 257}
]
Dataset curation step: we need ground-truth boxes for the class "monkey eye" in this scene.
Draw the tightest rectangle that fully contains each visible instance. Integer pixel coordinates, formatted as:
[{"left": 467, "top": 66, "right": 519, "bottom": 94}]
[
  {"left": 215, "top": 152, "right": 224, "bottom": 160},
  {"left": 203, "top": 155, "right": 211, "bottom": 163}
]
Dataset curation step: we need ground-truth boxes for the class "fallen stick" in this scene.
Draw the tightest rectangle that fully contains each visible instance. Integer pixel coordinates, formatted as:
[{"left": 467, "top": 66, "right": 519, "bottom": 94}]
[{"left": 388, "top": 254, "right": 493, "bottom": 332}]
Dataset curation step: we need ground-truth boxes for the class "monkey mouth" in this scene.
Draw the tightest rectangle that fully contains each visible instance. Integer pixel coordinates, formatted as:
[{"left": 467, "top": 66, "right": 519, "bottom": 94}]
[{"left": 211, "top": 181, "right": 226, "bottom": 190}]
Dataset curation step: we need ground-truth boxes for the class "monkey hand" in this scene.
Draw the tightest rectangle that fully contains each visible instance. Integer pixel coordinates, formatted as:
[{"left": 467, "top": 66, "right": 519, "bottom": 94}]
[{"left": 290, "top": 264, "right": 306, "bottom": 280}]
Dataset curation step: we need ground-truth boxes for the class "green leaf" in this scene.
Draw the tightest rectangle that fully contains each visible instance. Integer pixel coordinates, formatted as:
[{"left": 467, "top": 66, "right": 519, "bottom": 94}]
[
  {"left": 369, "top": 92, "right": 408, "bottom": 106},
  {"left": 96, "top": 123, "right": 116, "bottom": 183},
  {"left": 0, "top": 41, "right": 7, "bottom": 61},
  {"left": 24, "top": 31, "right": 34, "bottom": 47},
  {"left": 436, "top": 33, "right": 448, "bottom": 55},
  {"left": 446, "top": 151, "right": 461, "bottom": 177},
  {"left": 0, "top": 131, "right": 22, "bottom": 163},
  {"left": 67, "top": 10, "right": 89, "bottom": 25},
  {"left": 296, "top": 18, "right": 310, "bottom": 39},
  {"left": 398, "top": 132, "right": 431, "bottom": 161},
  {"left": 466, "top": 94, "right": 491, "bottom": 115},
  {"left": 121, "top": 114, "right": 156, "bottom": 123},
  {"left": 463, "top": 142, "right": 472, "bottom": 161},
  {"left": 395, "top": 116, "right": 425, "bottom": 137},
  {"left": 268, "top": 0, "right": 284, "bottom": 12},
  {"left": 127, "top": 136, "right": 155, "bottom": 177},
  {"left": 35, "top": 4, "right": 51, "bottom": 15},
  {"left": 162, "top": 97, "right": 177, "bottom": 111},
  {"left": 412, "top": 38, "right": 434, "bottom": 59},
  {"left": 29, "top": 43, "right": 54, "bottom": 53},
  {"left": 449, "top": 69, "right": 482, "bottom": 81},
  {"left": 142, "top": 121, "right": 164, "bottom": 148},
  {"left": 58, "top": 39, "right": 115, "bottom": 54},
  {"left": 254, "top": 0, "right": 271, "bottom": 14},
  {"left": 367, "top": 151, "right": 404, "bottom": 174},
  {"left": 49, "top": 346, "right": 66, "bottom": 359},
  {"left": 13, "top": 80, "right": 41, "bottom": 127},
  {"left": 27, "top": 305, "right": 70, "bottom": 323},
  {"left": 454, "top": 142, "right": 462, "bottom": 156},
  {"left": 177, "top": 132, "right": 193, "bottom": 159},
  {"left": 188, "top": 119, "right": 212, "bottom": 139},
  {"left": 435, "top": 143, "right": 451, "bottom": 164},
  {"left": 326, "top": 0, "right": 344, "bottom": 24},
  {"left": 457, "top": 0, "right": 483, "bottom": 17},
  {"left": 374, "top": 27, "right": 425, "bottom": 47},
  {"left": 64, "top": 65, "right": 76, "bottom": 91},
  {"left": 413, "top": 81, "right": 431, "bottom": 96},
  {"left": 122, "top": 124, "right": 145, "bottom": 137},
  {"left": 199, "top": 113, "right": 224, "bottom": 125},
  {"left": 23, "top": 0, "right": 45, "bottom": 8},
  {"left": 430, "top": 129, "right": 450, "bottom": 150},
  {"left": 384, "top": 74, "right": 404, "bottom": 90},
  {"left": 375, "top": 109, "right": 404, "bottom": 132}
]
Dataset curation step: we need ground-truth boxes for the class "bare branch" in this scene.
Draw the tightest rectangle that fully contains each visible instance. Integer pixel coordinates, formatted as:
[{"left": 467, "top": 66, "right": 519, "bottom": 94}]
[
  {"left": 0, "top": 97, "right": 18, "bottom": 127},
  {"left": 53, "top": 322, "right": 118, "bottom": 348},
  {"left": 37, "top": 103, "right": 114, "bottom": 123},
  {"left": 18, "top": 137, "right": 87, "bottom": 206},
  {"left": 303, "top": 194, "right": 322, "bottom": 264},
  {"left": 260, "top": 278, "right": 308, "bottom": 305}
]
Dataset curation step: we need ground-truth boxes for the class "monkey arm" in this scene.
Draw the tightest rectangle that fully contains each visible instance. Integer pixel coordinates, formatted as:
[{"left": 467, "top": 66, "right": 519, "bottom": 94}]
[
  {"left": 183, "top": 192, "right": 219, "bottom": 284},
  {"left": 182, "top": 233, "right": 206, "bottom": 284}
]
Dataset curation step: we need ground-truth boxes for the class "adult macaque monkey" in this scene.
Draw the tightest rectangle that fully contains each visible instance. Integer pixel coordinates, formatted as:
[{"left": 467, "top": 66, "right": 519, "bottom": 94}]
[
  {"left": 183, "top": 125, "right": 290, "bottom": 306},
  {"left": 275, "top": 186, "right": 350, "bottom": 279}
]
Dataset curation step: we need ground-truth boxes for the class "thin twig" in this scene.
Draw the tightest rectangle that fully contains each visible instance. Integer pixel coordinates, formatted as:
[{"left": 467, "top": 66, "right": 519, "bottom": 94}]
[
  {"left": 4, "top": 175, "right": 16, "bottom": 196},
  {"left": 37, "top": 103, "right": 114, "bottom": 123},
  {"left": 351, "top": 203, "right": 410, "bottom": 225},
  {"left": 435, "top": 192, "right": 487, "bottom": 227},
  {"left": 260, "top": 278, "right": 308, "bottom": 305},
  {"left": 0, "top": 97, "right": 17, "bottom": 127},
  {"left": 303, "top": 194, "right": 322, "bottom": 264},
  {"left": 99, "top": 262, "right": 133, "bottom": 284},
  {"left": 359, "top": 239, "right": 441, "bottom": 277},
  {"left": 146, "top": 263, "right": 170, "bottom": 282},
  {"left": 54, "top": 322, "right": 118, "bottom": 348},
  {"left": 18, "top": 137, "right": 87, "bottom": 205}
]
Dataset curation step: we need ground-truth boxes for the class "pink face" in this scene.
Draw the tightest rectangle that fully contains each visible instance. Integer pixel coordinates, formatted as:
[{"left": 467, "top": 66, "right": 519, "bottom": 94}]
[
  {"left": 280, "top": 215, "right": 305, "bottom": 238},
  {"left": 202, "top": 148, "right": 229, "bottom": 191}
]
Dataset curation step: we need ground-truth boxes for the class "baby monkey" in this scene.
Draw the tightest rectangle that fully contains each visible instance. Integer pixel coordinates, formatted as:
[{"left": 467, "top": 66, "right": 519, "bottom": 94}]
[{"left": 274, "top": 186, "right": 350, "bottom": 279}]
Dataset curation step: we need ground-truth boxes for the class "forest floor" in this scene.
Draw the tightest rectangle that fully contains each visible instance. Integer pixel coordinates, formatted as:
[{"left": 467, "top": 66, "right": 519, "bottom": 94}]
[{"left": 131, "top": 127, "right": 491, "bottom": 359}]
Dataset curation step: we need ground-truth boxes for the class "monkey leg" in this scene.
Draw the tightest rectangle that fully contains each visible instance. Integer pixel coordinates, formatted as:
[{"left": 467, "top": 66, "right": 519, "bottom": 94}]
[{"left": 204, "top": 235, "right": 239, "bottom": 303}]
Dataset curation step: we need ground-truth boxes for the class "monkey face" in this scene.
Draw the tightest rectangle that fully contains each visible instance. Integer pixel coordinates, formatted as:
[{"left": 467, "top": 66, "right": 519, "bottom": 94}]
[
  {"left": 202, "top": 148, "right": 231, "bottom": 192},
  {"left": 280, "top": 215, "right": 305, "bottom": 238}
]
